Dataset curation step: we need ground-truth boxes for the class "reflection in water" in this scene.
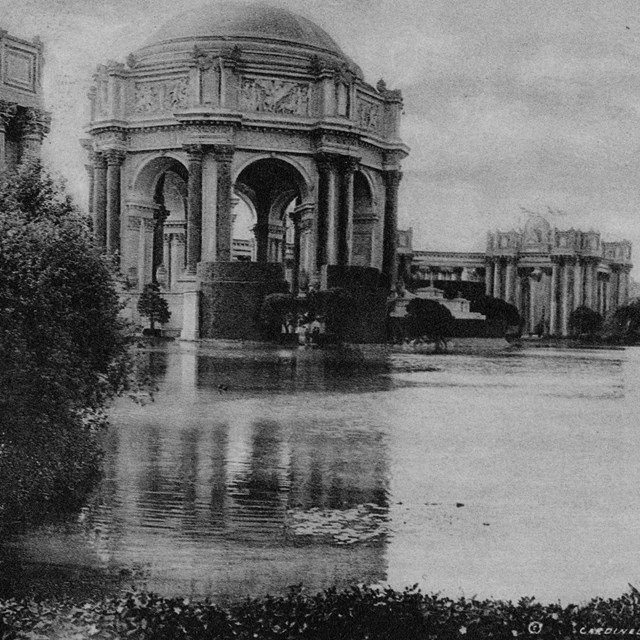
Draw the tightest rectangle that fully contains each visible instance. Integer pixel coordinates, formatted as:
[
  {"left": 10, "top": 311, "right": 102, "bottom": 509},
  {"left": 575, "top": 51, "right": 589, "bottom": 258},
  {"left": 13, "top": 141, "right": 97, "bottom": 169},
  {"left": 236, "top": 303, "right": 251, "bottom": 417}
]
[{"left": 3, "top": 344, "right": 640, "bottom": 604}]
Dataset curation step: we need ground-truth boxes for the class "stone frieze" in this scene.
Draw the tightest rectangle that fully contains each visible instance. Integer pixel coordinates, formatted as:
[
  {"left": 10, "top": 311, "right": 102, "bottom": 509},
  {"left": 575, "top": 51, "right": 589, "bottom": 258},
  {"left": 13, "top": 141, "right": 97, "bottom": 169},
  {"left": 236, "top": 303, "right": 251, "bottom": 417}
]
[
  {"left": 134, "top": 77, "right": 189, "bottom": 115},
  {"left": 356, "top": 98, "right": 380, "bottom": 131},
  {"left": 239, "top": 77, "right": 310, "bottom": 116}
]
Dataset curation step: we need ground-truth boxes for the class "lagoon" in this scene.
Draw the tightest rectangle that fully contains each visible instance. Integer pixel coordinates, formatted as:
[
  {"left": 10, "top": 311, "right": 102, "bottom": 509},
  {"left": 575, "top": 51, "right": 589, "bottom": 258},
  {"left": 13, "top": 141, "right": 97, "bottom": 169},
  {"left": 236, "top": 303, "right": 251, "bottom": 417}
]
[{"left": 2, "top": 342, "right": 640, "bottom": 605}]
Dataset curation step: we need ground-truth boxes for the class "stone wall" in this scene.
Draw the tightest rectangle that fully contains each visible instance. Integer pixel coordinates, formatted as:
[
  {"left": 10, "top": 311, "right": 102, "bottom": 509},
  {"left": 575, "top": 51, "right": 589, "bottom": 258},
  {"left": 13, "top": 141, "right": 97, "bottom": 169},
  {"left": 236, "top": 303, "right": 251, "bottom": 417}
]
[{"left": 198, "top": 262, "right": 288, "bottom": 339}]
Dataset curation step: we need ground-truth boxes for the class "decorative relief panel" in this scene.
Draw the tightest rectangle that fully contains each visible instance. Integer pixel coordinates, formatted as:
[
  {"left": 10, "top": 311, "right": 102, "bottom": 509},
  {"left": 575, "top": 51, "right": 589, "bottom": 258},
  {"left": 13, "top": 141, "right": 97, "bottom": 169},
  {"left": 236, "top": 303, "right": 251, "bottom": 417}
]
[
  {"left": 4, "top": 46, "right": 36, "bottom": 92},
  {"left": 356, "top": 99, "right": 380, "bottom": 131},
  {"left": 239, "top": 77, "right": 310, "bottom": 116},
  {"left": 134, "top": 77, "right": 189, "bottom": 115}
]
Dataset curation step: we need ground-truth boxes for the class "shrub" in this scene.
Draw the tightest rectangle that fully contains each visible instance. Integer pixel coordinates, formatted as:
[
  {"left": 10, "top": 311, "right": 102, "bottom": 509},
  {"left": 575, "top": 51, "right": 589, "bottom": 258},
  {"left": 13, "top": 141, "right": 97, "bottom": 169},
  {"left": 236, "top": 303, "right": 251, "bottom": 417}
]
[
  {"left": 569, "top": 305, "right": 603, "bottom": 339},
  {"left": 137, "top": 281, "right": 171, "bottom": 332},
  {"left": 5, "top": 585, "right": 640, "bottom": 639},
  {"left": 406, "top": 298, "right": 455, "bottom": 352},
  {"left": 259, "top": 293, "right": 297, "bottom": 339},
  {"left": 472, "top": 295, "right": 521, "bottom": 336}
]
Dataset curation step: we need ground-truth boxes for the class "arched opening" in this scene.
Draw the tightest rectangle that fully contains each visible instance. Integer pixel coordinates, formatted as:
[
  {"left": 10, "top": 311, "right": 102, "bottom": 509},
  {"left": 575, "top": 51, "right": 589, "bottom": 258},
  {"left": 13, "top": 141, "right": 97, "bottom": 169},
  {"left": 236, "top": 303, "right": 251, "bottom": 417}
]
[
  {"left": 352, "top": 171, "right": 375, "bottom": 267},
  {"left": 129, "top": 156, "right": 188, "bottom": 289},
  {"left": 235, "top": 158, "right": 306, "bottom": 288}
]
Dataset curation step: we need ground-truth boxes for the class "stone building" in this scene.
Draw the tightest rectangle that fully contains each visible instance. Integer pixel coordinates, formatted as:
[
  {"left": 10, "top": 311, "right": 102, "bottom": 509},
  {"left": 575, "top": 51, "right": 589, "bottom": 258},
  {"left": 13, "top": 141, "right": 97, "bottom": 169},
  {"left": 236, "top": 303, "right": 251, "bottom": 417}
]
[
  {"left": 0, "top": 28, "right": 50, "bottom": 170},
  {"left": 85, "top": 3, "right": 408, "bottom": 340},
  {"left": 398, "top": 214, "right": 633, "bottom": 337}
]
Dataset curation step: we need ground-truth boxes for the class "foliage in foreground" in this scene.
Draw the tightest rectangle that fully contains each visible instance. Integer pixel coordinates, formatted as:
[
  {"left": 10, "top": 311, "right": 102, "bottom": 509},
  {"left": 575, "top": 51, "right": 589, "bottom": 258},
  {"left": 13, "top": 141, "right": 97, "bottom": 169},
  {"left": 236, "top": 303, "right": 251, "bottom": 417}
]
[
  {"left": 0, "top": 161, "right": 132, "bottom": 528},
  {"left": 3, "top": 585, "right": 640, "bottom": 639}
]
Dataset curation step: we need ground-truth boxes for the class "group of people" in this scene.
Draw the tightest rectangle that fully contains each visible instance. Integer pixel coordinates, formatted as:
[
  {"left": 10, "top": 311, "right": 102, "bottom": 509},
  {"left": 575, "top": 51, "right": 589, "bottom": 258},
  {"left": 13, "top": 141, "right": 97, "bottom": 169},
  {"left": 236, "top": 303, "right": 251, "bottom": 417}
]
[{"left": 281, "top": 313, "right": 327, "bottom": 346}]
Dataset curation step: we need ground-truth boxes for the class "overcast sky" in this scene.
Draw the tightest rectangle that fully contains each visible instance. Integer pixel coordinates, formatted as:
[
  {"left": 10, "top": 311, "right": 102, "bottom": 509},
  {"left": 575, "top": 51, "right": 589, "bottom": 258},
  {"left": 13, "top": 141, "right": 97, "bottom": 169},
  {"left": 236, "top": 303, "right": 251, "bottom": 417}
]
[{"left": 4, "top": 0, "right": 640, "bottom": 274}]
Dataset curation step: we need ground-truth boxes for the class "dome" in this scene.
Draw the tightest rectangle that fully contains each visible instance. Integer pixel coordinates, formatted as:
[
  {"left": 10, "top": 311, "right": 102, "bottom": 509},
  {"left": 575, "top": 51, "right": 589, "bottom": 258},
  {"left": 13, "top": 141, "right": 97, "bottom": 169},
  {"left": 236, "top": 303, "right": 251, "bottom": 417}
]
[{"left": 143, "top": 2, "right": 348, "bottom": 61}]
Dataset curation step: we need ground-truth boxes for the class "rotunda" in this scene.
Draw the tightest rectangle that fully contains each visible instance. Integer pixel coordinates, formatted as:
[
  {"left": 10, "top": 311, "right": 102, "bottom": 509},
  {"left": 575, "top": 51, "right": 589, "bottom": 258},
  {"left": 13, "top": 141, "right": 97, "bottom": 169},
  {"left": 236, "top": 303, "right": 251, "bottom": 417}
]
[{"left": 85, "top": 2, "right": 408, "bottom": 340}]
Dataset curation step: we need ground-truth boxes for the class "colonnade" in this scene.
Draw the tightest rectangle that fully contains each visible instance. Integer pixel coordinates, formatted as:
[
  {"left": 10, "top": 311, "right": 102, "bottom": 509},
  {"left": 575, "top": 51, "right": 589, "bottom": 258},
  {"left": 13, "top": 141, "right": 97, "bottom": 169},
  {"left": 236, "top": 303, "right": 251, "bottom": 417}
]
[
  {"left": 485, "top": 256, "right": 631, "bottom": 336},
  {"left": 90, "top": 144, "right": 402, "bottom": 292}
]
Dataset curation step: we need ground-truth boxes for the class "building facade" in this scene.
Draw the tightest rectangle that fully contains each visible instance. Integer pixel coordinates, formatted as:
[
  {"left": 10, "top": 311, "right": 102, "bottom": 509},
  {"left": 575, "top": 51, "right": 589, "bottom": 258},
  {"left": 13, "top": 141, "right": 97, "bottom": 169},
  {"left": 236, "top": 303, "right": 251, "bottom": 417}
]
[
  {"left": 85, "top": 3, "right": 408, "bottom": 340},
  {"left": 399, "top": 214, "right": 633, "bottom": 336},
  {"left": 0, "top": 28, "right": 50, "bottom": 170}
]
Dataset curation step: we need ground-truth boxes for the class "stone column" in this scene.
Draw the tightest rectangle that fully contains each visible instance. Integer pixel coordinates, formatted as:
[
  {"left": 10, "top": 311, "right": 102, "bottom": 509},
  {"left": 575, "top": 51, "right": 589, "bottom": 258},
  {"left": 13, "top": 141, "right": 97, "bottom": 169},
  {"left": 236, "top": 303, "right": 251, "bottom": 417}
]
[
  {"left": 314, "top": 155, "right": 332, "bottom": 276},
  {"left": 105, "top": 149, "right": 125, "bottom": 256},
  {"left": 584, "top": 259, "right": 593, "bottom": 309},
  {"left": 382, "top": 169, "right": 402, "bottom": 290},
  {"left": 590, "top": 261, "right": 599, "bottom": 310},
  {"left": 19, "top": 107, "right": 51, "bottom": 161},
  {"left": 254, "top": 222, "right": 270, "bottom": 263},
  {"left": 485, "top": 260, "right": 494, "bottom": 296},
  {"left": 138, "top": 217, "right": 156, "bottom": 287},
  {"left": 161, "top": 232, "right": 172, "bottom": 289},
  {"left": 514, "top": 270, "right": 523, "bottom": 314},
  {"left": 560, "top": 258, "right": 571, "bottom": 336},
  {"left": 609, "top": 267, "right": 620, "bottom": 314},
  {"left": 213, "top": 145, "right": 234, "bottom": 262},
  {"left": 0, "top": 100, "right": 17, "bottom": 171},
  {"left": 92, "top": 152, "right": 108, "bottom": 247},
  {"left": 170, "top": 233, "right": 186, "bottom": 289},
  {"left": 493, "top": 260, "right": 502, "bottom": 298},
  {"left": 529, "top": 275, "right": 537, "bottom": 334},
  {"left": 573, "top": 258, "right": 583, "bottom": 309},
  {"left": 620, "top": 267, "right": 631, "bottom": 307},
  {"left": 338, "top": 156, "right": 357, "bottom": 265},
  {"left": 505, "top": 258, "right": 516, "bottom": 304},
  {"left": 549, "top": 259, "right": 559, "bottom": 335},
  {"left": 290, "top": 209, "right": 302, "bottom": 294},
  {"left": 325, "top": 161, "right": 338, "bottom": 265},
  {"left": 185, "top": 145, "right": 203, "bottom": 274}
]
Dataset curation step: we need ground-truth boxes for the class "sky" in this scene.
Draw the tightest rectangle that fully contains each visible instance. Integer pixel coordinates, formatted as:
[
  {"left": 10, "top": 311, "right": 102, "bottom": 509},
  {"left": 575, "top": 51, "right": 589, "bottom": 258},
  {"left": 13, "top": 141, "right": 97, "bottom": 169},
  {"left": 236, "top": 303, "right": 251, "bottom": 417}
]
[{"left": 3, "top": 0, "right": 640, "bottom": 274}]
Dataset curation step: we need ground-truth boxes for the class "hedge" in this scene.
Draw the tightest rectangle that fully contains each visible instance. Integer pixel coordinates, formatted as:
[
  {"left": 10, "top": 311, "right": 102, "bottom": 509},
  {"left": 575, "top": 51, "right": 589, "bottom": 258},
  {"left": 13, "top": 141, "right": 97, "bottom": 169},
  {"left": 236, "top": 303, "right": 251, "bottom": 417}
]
[{"left": 3, "top": 584, "right": 640, "bottom": 639}]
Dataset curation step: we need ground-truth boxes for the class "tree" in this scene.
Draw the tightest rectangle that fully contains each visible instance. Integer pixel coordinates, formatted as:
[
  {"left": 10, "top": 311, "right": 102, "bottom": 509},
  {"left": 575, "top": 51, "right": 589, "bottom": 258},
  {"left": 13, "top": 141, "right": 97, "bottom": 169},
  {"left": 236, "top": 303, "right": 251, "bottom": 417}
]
[
  {"left": 471, "top": 295, "right": 521, "bottom": 336},
  {"left": 259, "top": 292, "right": 297, "bottom": 340},
  {"left": 137, "top": 281, "right": 171, "bottom": 332},
  {"left": 604, "top": 301, "right": 640, "bottom": 344},
  {"left": 569, "top": 305, "right": 603, "bottom": 339},
  {"left": 406, "top": 298, "right": 455, "bottom": 352},
  {"left": 0, "top": 161, "right": 131, "bottom": 528}
]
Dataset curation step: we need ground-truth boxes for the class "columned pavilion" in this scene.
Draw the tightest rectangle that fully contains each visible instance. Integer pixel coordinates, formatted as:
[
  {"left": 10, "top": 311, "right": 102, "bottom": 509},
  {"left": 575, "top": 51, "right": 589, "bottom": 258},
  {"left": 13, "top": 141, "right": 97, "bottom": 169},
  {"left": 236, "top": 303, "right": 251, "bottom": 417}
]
[
  {"left": 400, "top": 214, "right": 633, "bottom": 337},
  {"left": 85, "top": 3, "right": 408, "bottom": 340}
]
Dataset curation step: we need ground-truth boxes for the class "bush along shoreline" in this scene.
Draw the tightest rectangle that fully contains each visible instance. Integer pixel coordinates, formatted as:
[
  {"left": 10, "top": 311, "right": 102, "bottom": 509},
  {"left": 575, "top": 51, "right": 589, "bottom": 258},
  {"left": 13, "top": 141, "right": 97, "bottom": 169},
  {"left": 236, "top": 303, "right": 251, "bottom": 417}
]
[{"left": 4, "top": 585, "right": 640, "bottom": 639}]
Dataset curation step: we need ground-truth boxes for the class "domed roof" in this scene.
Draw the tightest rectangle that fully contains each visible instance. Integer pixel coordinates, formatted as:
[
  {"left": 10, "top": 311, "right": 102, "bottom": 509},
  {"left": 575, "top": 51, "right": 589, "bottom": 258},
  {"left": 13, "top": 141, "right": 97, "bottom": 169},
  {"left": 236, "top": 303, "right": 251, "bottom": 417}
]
[{"left": 145, "top": 2, "right": 347, "bottom": 59}]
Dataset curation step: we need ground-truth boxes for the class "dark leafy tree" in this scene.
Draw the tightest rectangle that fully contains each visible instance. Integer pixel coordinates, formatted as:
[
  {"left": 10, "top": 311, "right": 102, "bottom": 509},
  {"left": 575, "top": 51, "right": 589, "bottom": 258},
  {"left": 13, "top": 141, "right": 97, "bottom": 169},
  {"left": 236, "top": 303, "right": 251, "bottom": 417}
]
[
  {"left": 0, "top": 160, "right": 132, "bottom": 528},
  {"left": 472, "top": 295, "right": 521, "bottom": 336},
  {"left": 569, "top": 305, "right": 603, "bottom": 338},
  {"left": 307, "top": 287, "right": 351, "bottom": 342},
  {"left": 137, "top": 281, "right": 171, "bottom": 332},
  {"left": 406, "top": 298, "right": 455, "bottom": 352},
  {"left": 604, "top": 300, "right": 640, "bottom": 344},
  {"left": 259, "top": 293, "right": 297, "bottom": 339}
]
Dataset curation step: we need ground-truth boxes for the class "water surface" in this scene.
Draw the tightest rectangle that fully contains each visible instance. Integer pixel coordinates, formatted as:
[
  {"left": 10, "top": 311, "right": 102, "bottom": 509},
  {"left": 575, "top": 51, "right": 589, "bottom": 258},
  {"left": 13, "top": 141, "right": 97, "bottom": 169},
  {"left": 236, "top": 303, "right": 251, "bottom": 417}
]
[{"left": 2, "top": 342, "right": 640, "bottom": 604}]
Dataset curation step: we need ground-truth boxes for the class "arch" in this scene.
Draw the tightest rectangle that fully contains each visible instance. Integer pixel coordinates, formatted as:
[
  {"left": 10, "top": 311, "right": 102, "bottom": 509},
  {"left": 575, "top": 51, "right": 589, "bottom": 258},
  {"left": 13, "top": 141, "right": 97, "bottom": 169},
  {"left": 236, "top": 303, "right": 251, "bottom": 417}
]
[
  {"left": 127, "top": 153, "right": 189, "bottom": 291},
  {"left": 130, "top": 153, "right": 188, "bottom": 199},
  {"left": 235, "top": 157, "right": 307, "bottom": 265},
  {"left": 233, "top": 153, "right": 312, "bottom": 201}
]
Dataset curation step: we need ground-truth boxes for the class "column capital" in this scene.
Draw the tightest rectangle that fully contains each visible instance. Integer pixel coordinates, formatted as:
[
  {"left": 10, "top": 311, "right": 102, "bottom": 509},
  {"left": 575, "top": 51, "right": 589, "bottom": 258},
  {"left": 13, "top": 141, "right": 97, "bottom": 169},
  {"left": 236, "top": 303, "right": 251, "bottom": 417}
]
[
  {"left": 339, "top": 155, "right": 360, "bottom": 173},
  {"left": 184, "top": 144, "right": 204, "bottom": 161},
  {"left": 212, "top": 144, "right": 234, "bottom": 164},
  {"left": 0, "top": 100, "right": 18, "bottom": 128},
  {"left": 104, "top": 148, "right": 126, "bottom": 166},
  {"left": 94, "top": 151, "right": 108, "bottom": 167},
  {"left": 383, "top": 168, "right": 403, "bottom": 189},
  {"left": 19, "top": 107, "right": 51, "bottom": 138},
  {"left": 315, "top": 152, "right": 338, "bottom": 173}
]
